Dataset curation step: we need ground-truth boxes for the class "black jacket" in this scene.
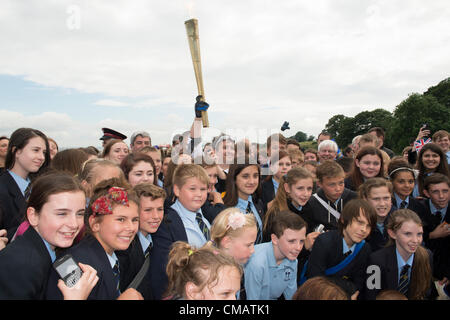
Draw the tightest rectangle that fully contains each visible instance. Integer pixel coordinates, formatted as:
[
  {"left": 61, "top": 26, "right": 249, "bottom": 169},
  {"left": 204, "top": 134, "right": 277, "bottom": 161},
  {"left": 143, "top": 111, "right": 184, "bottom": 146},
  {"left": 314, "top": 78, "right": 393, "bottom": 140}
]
[
  {"left": 302, "top": 187, "right": 357, "bottom": 232},
  {"left": 417, "top": 198, "right": 450, "bottom": 279},
  {"left": 0, "top": 227, "right": 52, "bottom": 299},
  {"left": 305, "top": 229, "right": 372, "bottom": 296},
  {"left": 0, "top": 171, "right": 28, "bottom": 240},
  {"left": 116, "top": 235, "right": 153, "bottom": 299},
  {"left": 46, "top": 235, "right": 121, "bottom": 300},
  {"left": 364, "top": 245, "right": 437, "bottom": 300}
]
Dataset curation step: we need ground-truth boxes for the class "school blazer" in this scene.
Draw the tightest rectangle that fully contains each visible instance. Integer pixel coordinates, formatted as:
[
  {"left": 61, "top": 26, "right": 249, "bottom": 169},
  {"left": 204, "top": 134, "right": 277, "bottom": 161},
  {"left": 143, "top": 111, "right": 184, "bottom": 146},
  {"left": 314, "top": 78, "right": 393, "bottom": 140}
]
[
  {"left": 366, "top": 208, "right": 394, "bottom": 253},
  {"left": 0, "top": 171, "right": 28, "bottom": 240},
  {"left": 364, "top": 245, "right": 436, "bottom": 300},
  {"left": 0, "top": 227, "right": 52, "bottom": 299},
  {"left": 391, "top": 196, "right": 425, "bottom": 217},
  {"left": 302, "top": 188, "right": 357, "bottom": 232},
  {"left": 262, "top": 200, "right": 314, "bottom": 243},
  {"left": 46, "top": 235, "right": 120, "bottom": 300},
  {"left": 116, "top": 235, "right": 153, "bottom": 300},
  {"left": 417, "top": 199, "right": 450, "bottom": 280},
  {"left": 305, "top": 229, "right": 372, "bottom": 295},
  {"left": 149, "top": 206, "right": 189, "bottom": 300},
  {"left": 261, "top": 178, "right": 276, "bottom": 209}
]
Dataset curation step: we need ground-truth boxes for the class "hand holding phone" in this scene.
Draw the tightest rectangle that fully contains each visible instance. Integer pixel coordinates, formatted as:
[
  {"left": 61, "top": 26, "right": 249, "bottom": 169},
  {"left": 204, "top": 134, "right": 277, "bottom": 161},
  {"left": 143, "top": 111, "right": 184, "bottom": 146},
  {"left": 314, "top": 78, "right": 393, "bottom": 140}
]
[
  {"left": 53, "top": 254, "right": 83, "bottom": 288},
  {"left": 314, "top": 224, "right": 325, "bottom": 233},
  {"left": 57, "top": 262, "right": 99, "bottom": 300}
]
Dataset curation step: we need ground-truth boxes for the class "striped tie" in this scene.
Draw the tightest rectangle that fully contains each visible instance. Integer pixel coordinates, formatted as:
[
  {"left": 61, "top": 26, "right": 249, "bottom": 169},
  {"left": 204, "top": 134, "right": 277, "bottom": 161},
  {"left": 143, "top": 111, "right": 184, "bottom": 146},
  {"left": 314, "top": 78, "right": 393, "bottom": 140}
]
[
  {"left": 400, "top": 201, "right": 407, "bottom": 209},
  {"left": 24, "top": 183, "right": 31, "bottom": 201},
  {"left": 246, "top": 201, "right": 262, "bottom": 244},
  {"left": 196, "top": 212, "right": 210, "bottom": 241},
  {"left": 112, "top": 260, "right": 121, "bottom": 296},
  {"left": 144, "top": 242, "right": 153, "bottom": 259},
  {"left": 397, "top": 264, "right": 410, "bottom": 296}
]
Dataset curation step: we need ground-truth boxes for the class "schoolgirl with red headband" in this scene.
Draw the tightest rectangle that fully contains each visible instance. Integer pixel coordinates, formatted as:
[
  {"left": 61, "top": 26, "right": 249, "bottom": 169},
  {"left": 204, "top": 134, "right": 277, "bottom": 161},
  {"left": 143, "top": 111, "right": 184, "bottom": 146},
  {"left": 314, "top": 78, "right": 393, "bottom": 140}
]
[{"left": 46, "top": 178, "right": 143, "bottom": 300}]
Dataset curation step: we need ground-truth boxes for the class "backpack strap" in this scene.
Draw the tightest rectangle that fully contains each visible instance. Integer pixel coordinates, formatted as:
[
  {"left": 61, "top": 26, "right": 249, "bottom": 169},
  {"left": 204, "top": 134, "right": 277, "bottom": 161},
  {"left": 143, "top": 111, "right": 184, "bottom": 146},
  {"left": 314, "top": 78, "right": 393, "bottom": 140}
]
[{"left": 313, "top": 193, "right": 340, "bottom": 220}]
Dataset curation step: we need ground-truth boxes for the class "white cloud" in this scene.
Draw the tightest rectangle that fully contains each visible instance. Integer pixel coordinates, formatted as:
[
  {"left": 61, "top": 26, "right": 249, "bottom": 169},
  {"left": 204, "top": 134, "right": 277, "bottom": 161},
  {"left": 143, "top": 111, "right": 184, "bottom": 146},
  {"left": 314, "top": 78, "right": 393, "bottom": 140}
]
[{"left": 94, "top": 99, "right": 131, "bottom": 107}]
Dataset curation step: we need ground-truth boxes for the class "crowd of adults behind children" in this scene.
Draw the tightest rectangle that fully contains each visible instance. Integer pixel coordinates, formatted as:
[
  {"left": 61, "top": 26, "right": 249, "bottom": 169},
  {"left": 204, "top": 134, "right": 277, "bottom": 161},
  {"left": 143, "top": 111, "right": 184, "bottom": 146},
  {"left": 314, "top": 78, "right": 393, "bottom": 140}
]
[{"left": 0, "top": 105, "right": 449, "bottom": 301}]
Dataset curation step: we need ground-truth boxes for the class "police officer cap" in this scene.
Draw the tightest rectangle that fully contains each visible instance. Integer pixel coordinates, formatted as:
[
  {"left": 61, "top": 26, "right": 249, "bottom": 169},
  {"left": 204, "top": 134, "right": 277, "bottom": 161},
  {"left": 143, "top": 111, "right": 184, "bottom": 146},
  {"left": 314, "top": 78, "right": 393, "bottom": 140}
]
[{"left": 100, "top": 128, "right": 127, "bottom": 141}]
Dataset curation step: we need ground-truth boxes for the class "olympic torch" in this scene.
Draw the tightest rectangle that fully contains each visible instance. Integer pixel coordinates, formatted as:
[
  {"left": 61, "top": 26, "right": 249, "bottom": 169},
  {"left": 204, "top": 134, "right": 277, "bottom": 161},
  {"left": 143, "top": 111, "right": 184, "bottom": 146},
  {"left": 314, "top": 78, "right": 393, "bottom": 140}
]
[{"left": 185, "top": 18, "right": 209, "bottom": 127}]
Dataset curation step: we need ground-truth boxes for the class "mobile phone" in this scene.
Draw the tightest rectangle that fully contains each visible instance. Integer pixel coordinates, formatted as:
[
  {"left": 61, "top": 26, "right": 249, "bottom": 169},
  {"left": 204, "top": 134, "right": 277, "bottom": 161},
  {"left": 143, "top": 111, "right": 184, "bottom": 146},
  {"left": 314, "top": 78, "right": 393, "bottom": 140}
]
[
  {"left": 314, "top": 224, "right": 325, "bottom": 233},
  {"left": 421, "top": 124, "right": 431, "bottom": 137},
  {"left": 53, "top": 254, "right": 83, "bottom": 288}
]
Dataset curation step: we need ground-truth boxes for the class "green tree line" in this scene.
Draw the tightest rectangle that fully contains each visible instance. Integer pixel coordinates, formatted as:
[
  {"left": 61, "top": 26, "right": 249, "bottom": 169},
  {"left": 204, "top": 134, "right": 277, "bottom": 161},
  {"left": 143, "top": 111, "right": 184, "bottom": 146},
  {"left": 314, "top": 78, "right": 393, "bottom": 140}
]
[{"left": 290, "top": 77, "right": 450, "bottom": 153}]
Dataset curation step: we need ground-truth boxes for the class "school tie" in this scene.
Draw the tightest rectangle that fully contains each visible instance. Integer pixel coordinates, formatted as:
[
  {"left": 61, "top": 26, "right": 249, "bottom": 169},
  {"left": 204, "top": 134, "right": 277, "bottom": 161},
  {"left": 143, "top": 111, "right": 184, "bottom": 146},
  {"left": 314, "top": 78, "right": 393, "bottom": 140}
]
[
  {"left": 112, "top": 260, "right": 121, "bottom": 296},
  {"left": 246, "top": 201, "right": 262, "bottom": 244},
  {"left": 24, "top": 183, "right": 31, "bottom": 201},
  {"left": 397, "top": 264, "right": 410, "bottom": 296},
  {"left": 144, "top": 242, "right": 153, "bottom": 259},
  {"left": 196, "top": 212, "right": 210, "bottom": 241},
  {"left": 344, "top": 250, "right": 352, "bottom": 258},
  {"left": 400, "top": 201, "right": 407, "bottom": 209},
  {"left": 434, "top": 211, "right": 443, "bottom": 224}
]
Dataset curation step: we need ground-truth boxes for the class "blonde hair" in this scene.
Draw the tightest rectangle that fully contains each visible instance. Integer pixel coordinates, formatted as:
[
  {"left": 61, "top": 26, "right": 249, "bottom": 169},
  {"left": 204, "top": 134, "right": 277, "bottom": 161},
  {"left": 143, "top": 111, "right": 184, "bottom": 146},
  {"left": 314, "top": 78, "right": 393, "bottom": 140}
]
[
  {"left": 79, "top": 158, "right": 123, "bottom": 184},
  {"left": 210, "top": 208, "right": 257, "bottom": 246},
  {"left": 288, "top": 149, "right": 304, "bottom": 163},
  {"left": 173, "top": 164, "right": 209, "bottom": 188},
  {"left": 165, "top": 241, "right": 242, "bottom": 299},
  {"left": 386, "top": 209, "right": 431, "bottom": 300}
]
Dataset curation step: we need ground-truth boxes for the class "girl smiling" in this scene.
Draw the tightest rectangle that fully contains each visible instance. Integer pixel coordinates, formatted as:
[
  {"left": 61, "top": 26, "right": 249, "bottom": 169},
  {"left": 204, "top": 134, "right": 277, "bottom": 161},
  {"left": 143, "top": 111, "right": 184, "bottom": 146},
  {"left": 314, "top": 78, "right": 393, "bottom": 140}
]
[
  {"left": 0, "top": 172, "right": 98, "bottom": 299},
  {"left": 365, "top": 209, "right": 435, "bottom": 300},
  {"left": 46, "top": 178, "right": 142, "bottom": 300}
]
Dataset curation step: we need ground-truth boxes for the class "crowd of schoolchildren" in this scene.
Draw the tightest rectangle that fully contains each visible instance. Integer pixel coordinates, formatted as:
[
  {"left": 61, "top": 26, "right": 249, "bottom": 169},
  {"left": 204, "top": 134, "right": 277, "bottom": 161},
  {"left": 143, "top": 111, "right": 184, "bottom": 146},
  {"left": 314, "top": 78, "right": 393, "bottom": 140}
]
[{"left": 0, "top": 102, "right": 449, "bottom": 301}]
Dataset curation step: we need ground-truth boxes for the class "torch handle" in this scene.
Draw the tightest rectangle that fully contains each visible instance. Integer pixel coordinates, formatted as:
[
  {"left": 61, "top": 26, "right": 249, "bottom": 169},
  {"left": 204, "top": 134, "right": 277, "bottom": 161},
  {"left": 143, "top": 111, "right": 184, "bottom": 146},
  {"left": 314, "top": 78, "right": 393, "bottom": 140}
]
[{"left": 185, "top": 18, "right": 209, "bottom": 127}]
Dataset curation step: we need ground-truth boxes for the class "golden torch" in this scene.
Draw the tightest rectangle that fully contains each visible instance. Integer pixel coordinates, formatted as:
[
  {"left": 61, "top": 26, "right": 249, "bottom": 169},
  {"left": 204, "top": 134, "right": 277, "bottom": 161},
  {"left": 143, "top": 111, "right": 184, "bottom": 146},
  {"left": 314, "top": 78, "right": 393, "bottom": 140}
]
[{"left": 185, "top": 18, "right": 209, "bottom": 127}]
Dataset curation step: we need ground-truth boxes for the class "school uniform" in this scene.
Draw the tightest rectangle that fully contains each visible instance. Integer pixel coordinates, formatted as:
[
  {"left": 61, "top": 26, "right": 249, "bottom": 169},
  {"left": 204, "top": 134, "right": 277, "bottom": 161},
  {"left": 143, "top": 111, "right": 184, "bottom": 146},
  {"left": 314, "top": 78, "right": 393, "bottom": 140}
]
[
  {"left": 417, "top": 198, "right": 450, "bottom": 280},
  {"left": 116, "top": 231, "right": 153, "bottom": 299},
  {"left": 262, "top": 200, "right": 313, "bottom": 242},
  {"left": 0, "top": 227, "right": 55, "bottom": 299},
  {"left": 305, "top": 229, "right": 372, "bottom": 295},
  {"left": 244, "top": 242, "right": 298, "bottom": 300},
  {"left": 201, "top": 199, "right": 226, "bottom": 225},
  {"left": 232, "top": 195, "right": 265, "bottom": 244},
  {"left": 364, "top": 245, "right": 437, "bottom": 300},
  {"left": 344, "top": 176, "right": 356, "bottom": 191},
  {"left": 301, "top": 187, "right": 357, "bottom": 232},
  {"left": 46, "top": 235, "right": 121, "bottom": 300},
  {"left": 261, "top": 178, "right": 276, "bottom": 209},
  {"left": 366, "top": 208, "right": 394, "bottom": 253},
  {"left": 0, "top": 170, "right": 29, "bottom": 240},
  {"left": 391, "top": 193, "right": 425, "bottom": 217},
  {"left": 149, "top": 199, "right": 212, "bottom": 300}
]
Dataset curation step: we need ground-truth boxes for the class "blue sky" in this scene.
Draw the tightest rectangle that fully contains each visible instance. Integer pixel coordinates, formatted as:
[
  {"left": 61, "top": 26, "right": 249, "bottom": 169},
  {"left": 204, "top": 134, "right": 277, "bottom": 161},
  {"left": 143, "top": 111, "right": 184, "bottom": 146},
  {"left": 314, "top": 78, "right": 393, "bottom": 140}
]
[{"left": 1, "top": 0, "right": 449, "bottom": 149}]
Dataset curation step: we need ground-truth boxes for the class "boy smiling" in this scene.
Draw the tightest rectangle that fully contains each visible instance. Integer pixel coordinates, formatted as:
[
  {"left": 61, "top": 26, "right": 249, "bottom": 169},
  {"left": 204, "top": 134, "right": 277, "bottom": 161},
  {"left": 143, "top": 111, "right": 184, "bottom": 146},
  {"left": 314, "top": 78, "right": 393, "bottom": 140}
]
[
  {"left": 305, "top": 199, "right": 376, "bottom": 297},
  {"left": 244, "top": 211, "right": 306, "bottom": 300}
]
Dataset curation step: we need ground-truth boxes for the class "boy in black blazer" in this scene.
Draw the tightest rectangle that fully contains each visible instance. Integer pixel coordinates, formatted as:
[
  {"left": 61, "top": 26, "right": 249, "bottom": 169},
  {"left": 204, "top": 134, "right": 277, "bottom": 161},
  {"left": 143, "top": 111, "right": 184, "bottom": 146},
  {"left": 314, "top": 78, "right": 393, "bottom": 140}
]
[
  {"left": 419, "top": 174, "right": 450, "bottom": 281},
  {"left": 305, "top": 199, "right": 377, "bottom": 298},
  {"left": 116, "top": 183, "right": 167, "bottom": 299},
  {"left": 149, "top": 164, "right": 218, "bottom": 300},
  {"left": 302, "top": 161, "right": 357, "bottom": 232}
]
